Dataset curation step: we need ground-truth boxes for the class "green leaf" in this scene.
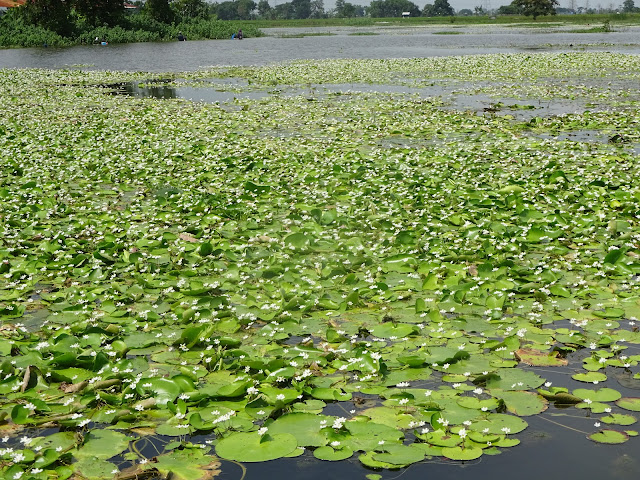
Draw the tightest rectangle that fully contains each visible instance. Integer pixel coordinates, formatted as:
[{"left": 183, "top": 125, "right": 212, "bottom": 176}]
[
  {"left": 373, "top": 444, "right": 425, "bottom": 465},
  {"left": 601, "top": 414, "right": 637, "bottom": 426},
  {"left": 154, "top": 448, "right": 221, "bottom": 480},
  {"left": 491, "top": 390, "right": 548, "bottom": 416},
  {"left": 588, "top": 430, "right": 629, "bottom": 444},
  {"left": 617, "top": 397, "right": 640, "bottom": 412},
  {"left": 573, "top": 388, "right": 621, "bottom": 403},
  {"left": 75, "top": 430, "right": 132, "bottom": 460},
  {"left": 267, "top": 413, "right": 329, "bottom": 447},
  {"left": 441, "top": 445, "right": 483, "bottom": 460},
  {"left": 313, "top": 446, "right": 354, "bottom": 461},
  {"left": 216, "top": 432, "right": 298, "bottom": 462},
  {"left": 470, "top": 414, "right": 528, "bottom": 435},
  {"left": 572, "top": 372, "right": 607, "bottom": 383},
  {"left": 73, "top": 457, "right": 118, "bottom": 479}
]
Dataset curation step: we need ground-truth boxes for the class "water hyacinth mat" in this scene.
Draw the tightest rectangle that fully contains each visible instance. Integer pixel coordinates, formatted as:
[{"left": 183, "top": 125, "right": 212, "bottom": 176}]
[{"left": 1, "top": 52, "right": 640, "bottom": 480}]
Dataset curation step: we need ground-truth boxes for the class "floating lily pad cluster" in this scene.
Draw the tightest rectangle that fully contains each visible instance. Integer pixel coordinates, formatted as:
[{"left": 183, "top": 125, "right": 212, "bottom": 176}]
[{"left": 1, "top": 52, "right": 640, "bottom": 479}]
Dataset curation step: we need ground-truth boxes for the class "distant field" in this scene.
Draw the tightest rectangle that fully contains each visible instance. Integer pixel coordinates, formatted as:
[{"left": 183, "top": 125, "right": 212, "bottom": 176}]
[{"left": 247, "top": 13, "right": 640, "bottom": 29}]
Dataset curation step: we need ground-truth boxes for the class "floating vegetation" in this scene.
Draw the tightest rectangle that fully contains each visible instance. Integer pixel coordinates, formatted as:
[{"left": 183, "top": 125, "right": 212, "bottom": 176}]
[{"left": 1, "top": 52, "right": 640, "bottom": 479}]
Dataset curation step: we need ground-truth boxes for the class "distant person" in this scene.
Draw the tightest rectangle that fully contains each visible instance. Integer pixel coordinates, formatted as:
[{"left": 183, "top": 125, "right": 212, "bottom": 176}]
[
  {"left": 237, "top": 29, "right": 243, "bottom": 40},
  {"left": 177, "top": 32, "right": 186, "bottom": 42}
]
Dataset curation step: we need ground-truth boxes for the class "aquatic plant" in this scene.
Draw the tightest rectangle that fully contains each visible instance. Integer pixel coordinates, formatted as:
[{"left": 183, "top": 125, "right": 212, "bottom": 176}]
[{"left": 0, "top": 52, "right": 640, "bottom": 479}]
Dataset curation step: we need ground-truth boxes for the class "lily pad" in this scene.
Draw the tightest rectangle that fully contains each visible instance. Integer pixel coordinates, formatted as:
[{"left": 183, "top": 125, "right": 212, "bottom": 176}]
[
  {"left": 441, "top": 445, "right": 483, "bottom": 461},
  {"left": 313, "top": 446, "right": 354, "bottom": 461},
  {"left": 617, "top": 398, "right": 640, "bottom": 412},
  {"left": 601, "top": 414, "right": 637, "bottom": 426},
  {"left": 588, "top": 430, "right": 629, "bottom": 444},
  {"left": 216, "top": 432, "right": 298, "bottom": 462}
]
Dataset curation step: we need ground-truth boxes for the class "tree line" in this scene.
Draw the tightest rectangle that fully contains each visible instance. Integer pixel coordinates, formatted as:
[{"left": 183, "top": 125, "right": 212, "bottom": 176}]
[{"left": 7, "top": 0, "right": 574, "bottom": 28}]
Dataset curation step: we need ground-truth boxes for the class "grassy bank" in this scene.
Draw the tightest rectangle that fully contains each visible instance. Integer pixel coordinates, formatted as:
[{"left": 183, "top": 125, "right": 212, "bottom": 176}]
[
  {"left": 248, "top": 12, "right": 640, "bottom": 28},
  {"left": 0, "top": 14, "right": 262, "bottom": 48}
]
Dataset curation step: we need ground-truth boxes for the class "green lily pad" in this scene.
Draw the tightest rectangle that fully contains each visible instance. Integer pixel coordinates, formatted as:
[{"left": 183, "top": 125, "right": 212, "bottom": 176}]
[
  {"left": 75, "top": 430, "right": 132, "bottom": 460},
  {"left": 267, "top": 413, "right": 329, "bottom": 447},
  {"left": 617, "top": 398, "right": 640, "bottom": 412},
  {"left": 470, "top": 414, "right": 528, "bottom": 435},
  {"left": 514, "top": 349, "right": 568, "bottom": 367},
  {"left": 572, "top": 372, "right": 608, "bottom": 384},
  {"left": 573, "top": 388, "right": 622, "bottom": 403},
  {"left": 441, "top": 445, "right": 483, "bottom": 461},
  {"left": 588, "top": 430, "right": 629, "bottom": 444},
  {"left": 73, "top": 457, "right": 118, "bottom": 479},
  {"left": 601, "top": 414, "right": 637, "bottom": 426},
  {"left": 373, "top": 444, "right": 425, "bottom": 466},
  {"left": 491, "top": 390, "right": 548, "bottom": 416},
  {"left": 154, "top": 448, "right": 221, "bottom": 480},
  {"left": 313, "top": 446, "right": 354, "bottom": 461},
  {"left": 216, "top": 432, "right": 298, "bottom": 462}
]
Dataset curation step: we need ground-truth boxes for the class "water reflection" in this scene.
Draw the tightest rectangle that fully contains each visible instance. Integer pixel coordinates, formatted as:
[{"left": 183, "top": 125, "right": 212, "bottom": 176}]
[{"left": 107, "top": 79, "right": 270, "bottom": 103}]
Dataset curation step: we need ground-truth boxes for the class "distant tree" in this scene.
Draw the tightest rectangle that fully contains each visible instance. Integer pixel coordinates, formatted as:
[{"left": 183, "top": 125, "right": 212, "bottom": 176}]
[
  {"left": 274, "top": 1, "right": 293, "bottom": 18},
  {"left": 74, "top": 0, "right": 124, "bottom": 26},
  {"left": 257, "top": 0, "right": 272, "bottom": 17},
  {"left": 213, "top": 0, "right": 255, "bottom": 20},
  {"left": 458, "top": 8, "right": 473, "bottom": 15},
  {"left": 622, "top": 0, "right": 637, "bottom": 12},
  {"left": 236, "top": 0, "right": 256, "bottom": 18},
  {"left": 367, "top": 0, "right": 420, "bottom": 17},
  {"left": 310, "top": 0, "right": 325, "bottom": 17},
  {"left": 20, "top": 0, "right": 73, "bottom": 35},
  {"left": 497, "top": 2, "right": 523, "bottom": 13},
  {"left": 173, "top": 0, "right": 209, "bottom": 19},
  {"left": 512, "top": 0, "right": 558, "bottom": 18},
  {"left": 290, "top": 0, "right": 311, "bottom": 18},
  {"left": 473, "top": 5, "right": 486, "bottom": 14},
  {"left": 423, "top": 0, "right": 454, "bottom": 16},
  {"left": 144, "top": 0, "right": 174, "bottom": 23},
  {"left": 334, "top": 0, "right": 358, "bottom": 16}
]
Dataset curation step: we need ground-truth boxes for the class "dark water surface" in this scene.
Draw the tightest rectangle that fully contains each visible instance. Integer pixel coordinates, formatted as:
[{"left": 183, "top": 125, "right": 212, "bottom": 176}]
[{"left": 1, "top": 24, "right": 639, "bottom": 71}]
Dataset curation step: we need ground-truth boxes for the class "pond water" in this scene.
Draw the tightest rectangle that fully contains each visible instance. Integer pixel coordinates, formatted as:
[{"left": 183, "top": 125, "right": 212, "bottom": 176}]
[{"left": 1, "top": 24, "right": 640, "bottom": 72}]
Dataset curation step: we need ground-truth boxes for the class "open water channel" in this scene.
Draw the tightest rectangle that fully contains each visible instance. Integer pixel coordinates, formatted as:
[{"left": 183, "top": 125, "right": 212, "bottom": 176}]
[
  {"left": 2, "top": 23, "right": 640, "bottom": 480},
  {"left": 0, "top": 24, "right": 639, "bottom": 71}
]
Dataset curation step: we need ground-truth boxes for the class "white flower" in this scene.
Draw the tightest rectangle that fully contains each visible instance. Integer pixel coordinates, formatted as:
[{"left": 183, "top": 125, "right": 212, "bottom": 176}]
[
  {"left": 332, "top": 417, "right": 346, "bottom": 429},
  {"left": 258, "top": 427, "right": 268, "bottom": 436}
]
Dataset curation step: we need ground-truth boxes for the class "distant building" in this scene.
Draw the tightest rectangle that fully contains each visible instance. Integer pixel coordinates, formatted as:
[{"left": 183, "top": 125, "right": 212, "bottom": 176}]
[{"left": 0, "top": 0, "right": 25, "bottom": 7}]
